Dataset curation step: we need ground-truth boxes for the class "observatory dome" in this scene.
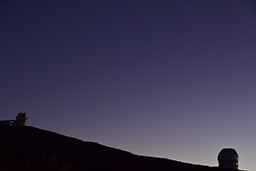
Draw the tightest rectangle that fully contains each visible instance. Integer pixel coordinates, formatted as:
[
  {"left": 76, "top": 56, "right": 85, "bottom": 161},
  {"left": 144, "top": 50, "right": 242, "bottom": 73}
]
[{"left": 218, "top": 148, "right": 239, "bottom": 170}]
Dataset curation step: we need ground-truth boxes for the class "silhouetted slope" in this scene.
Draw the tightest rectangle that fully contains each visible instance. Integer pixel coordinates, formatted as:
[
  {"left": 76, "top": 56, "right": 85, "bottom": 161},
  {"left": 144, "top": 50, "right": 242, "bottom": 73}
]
[{"left": 0, "top": 123, "right": 236, "bottom": 171}]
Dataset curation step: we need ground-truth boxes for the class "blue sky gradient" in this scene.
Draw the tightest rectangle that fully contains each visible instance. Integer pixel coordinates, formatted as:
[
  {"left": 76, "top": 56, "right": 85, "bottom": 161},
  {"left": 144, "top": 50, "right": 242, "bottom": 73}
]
[{"left": 1, "top": 1, "right": 256, "bottom": 170}]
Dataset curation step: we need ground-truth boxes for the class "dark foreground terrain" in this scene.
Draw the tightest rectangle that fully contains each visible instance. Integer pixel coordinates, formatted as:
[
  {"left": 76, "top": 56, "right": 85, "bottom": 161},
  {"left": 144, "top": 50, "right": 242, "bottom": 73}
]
[{"left": 0, "top": 123, "right": 235, "bottom": 171}]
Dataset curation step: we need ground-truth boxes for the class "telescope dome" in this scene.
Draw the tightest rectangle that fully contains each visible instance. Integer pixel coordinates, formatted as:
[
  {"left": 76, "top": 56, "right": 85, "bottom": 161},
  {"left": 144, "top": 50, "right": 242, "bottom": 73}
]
[{"left": 218, "top": 148, "right": 239, "bottom": 170}]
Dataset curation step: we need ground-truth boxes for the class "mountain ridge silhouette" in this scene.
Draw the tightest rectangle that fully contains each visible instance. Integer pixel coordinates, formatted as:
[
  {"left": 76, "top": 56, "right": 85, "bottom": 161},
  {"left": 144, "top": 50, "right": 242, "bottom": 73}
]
[{"left": 0, "top": 123, "right": 236, "bottom": 171}]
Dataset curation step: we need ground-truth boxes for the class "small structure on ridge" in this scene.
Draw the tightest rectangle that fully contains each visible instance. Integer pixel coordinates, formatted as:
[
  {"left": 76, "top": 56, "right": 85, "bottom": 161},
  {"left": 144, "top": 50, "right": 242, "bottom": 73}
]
[
  {"left": 218, "top": 148, "right": 239, "bottom": 170},
  {"left": 0, "top": 113, "right": 28, "bottom": 126}
]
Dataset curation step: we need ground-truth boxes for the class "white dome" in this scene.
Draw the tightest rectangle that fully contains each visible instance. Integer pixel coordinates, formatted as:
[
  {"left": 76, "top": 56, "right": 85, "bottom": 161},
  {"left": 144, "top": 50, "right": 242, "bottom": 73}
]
[
  {"left": 218, "top": 148, "right": 239, "bottom": 162},
  {"left": 218, "top": 148, "right": 239, "bottom": 170}
]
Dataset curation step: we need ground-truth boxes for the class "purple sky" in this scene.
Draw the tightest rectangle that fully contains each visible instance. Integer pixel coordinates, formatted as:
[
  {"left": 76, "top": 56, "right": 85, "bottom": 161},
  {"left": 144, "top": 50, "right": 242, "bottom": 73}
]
[{"left": 1, "top": 0, "right": 256, "bottom": 170}]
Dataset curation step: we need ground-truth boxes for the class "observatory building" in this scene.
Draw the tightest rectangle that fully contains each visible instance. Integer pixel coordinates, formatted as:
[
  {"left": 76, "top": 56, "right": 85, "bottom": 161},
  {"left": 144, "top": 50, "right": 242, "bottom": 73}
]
[
  {"left": 0, "top": 113, "right": 28, "bottom": 126},
  {"left": 218, "top": 148, "right": 239, "bottom": 170}
]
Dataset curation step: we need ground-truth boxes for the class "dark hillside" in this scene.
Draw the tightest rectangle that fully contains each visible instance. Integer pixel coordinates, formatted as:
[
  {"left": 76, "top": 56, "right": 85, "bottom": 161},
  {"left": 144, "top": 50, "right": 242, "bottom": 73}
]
[{"left": 0, "top": 123, "right": 236, "bottom": 171}]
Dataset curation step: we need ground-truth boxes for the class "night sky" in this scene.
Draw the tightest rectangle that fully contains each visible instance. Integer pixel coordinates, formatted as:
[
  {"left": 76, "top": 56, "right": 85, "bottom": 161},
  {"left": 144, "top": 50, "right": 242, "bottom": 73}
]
[{"left": 1, "top": 1, "right": 256, "bottom": 170}]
